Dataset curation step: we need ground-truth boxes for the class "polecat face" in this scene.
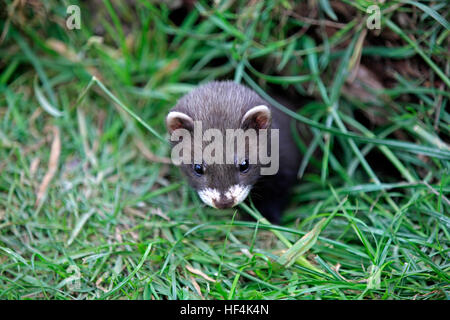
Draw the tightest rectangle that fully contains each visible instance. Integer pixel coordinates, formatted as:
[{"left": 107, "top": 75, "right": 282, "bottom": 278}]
[
  {"left": 183, "top": 162, "right": 257, "bottom": 209},
  {"left": 166, "top": 81, "right": 273, "bottom": 209}
]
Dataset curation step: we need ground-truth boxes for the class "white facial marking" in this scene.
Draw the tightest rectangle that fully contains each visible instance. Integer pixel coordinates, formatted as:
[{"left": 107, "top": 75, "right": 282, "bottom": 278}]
[
  {"left": 225, "top": 184, "right": 251, "bottom": 207},
  {"left": 197, "top": 188, "right": 221, "bottom": 208},
  {"left": 198, "top": 185, "right": 251, "bottom": 208}
]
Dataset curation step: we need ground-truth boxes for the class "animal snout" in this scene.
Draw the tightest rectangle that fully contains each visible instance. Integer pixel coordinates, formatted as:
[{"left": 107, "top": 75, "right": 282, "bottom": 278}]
[
  {"left": 213, "top": 196, "right": 235, "bottom": 209},
  {"left": 197, "top": 185, "right": 251, "bottom": 209}
]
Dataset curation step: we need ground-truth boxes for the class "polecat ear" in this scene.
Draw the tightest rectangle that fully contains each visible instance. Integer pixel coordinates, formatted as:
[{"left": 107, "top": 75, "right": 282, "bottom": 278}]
[
  {"left": 166, "top": 111, "right": 194, "bottom": 134},
  {"left": 241, "top": 105, "right": 271, "bottom": 130}
]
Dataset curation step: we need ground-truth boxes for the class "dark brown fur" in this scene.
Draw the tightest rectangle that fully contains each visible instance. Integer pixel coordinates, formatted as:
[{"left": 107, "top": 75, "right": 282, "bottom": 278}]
[{"left": 168, "top": 81, "right": 301, "bottom": 223}]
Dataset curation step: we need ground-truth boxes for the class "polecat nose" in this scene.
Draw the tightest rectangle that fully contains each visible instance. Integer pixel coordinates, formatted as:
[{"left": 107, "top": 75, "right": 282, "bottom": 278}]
[{"left": 213, "top": 196, "right": 235, "bottom": 209}]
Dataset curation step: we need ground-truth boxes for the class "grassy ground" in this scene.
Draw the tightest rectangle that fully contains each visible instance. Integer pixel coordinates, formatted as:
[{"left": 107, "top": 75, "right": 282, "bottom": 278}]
[{"left": 0, "top": 0, "right": 449, "bottom": 300}]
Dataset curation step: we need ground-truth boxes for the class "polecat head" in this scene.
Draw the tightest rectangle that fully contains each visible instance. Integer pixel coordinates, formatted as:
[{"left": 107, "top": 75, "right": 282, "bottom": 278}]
[{"left": 166, "top": 81, "right": 273, "bottom": 209}]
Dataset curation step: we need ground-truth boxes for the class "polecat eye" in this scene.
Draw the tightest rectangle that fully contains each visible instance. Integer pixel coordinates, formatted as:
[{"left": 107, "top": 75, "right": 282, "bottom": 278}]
[
  {"left": 239, "top": 159, "right": 250, "bottom": 173},
  {"left": 193, "top": 164, "right": 204, "bottom": 176}
]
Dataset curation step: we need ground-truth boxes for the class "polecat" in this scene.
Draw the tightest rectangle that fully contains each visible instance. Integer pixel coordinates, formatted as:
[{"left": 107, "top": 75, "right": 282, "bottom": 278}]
[{"left": 166, "top": 81, "right": 301, "bottom": 223}]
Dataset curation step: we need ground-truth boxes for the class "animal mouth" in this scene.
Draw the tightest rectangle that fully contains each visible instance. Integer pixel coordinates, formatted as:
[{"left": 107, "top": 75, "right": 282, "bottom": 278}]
[
  {"left": 213, "top": 197, "right": 234, "bottom": 209},
  {"left": 197, "top": 185, "right": 251, "bottom": 209}
]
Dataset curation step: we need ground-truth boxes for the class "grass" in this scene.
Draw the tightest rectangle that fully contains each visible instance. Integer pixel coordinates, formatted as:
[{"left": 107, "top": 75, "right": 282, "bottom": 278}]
[{"left": 0, "top": 0, "right": 449, "bottom": 300}]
